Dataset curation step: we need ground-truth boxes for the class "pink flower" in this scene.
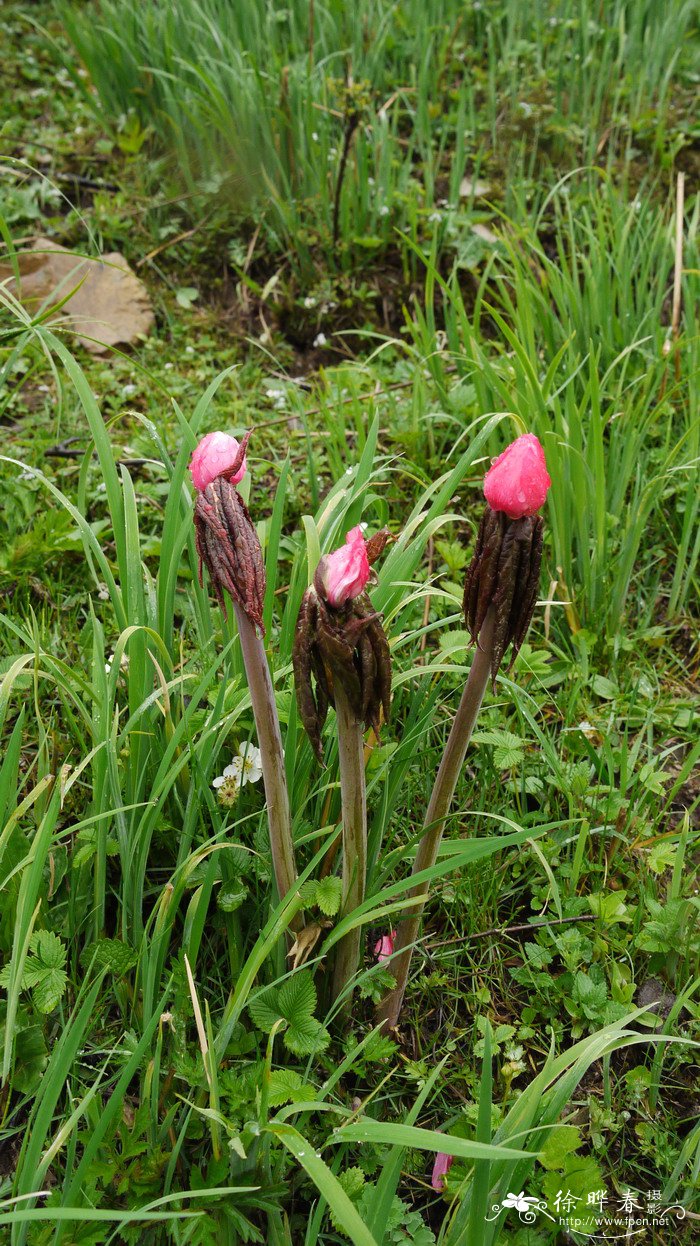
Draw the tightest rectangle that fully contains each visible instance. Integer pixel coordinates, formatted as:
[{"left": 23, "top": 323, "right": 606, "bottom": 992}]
[
  {"left": 431, "top": 1151, "right": 454, "bottom": 1192},
  {"left": 373, "top": 930, "right": 396, "bottom": 962},
  {"left": 317, "top": 526, "right": 371, "bottom": 607},
  {"left": 189, "top": 431, "right": 247, "bottom": 491},
  {"left": 483, "top": 433, "right": 551, "bottom": 520}
]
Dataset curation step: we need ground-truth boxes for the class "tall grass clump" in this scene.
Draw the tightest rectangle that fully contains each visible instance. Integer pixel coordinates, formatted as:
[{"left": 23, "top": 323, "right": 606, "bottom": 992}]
[
  {"left": 2, "top": 222, "right": 699, "bottom": 1239},
  {"left": 58, "top": 0, "right": 699, "bottom": 279},
  {"left": 407, "top": 178, "right": 700, "bottom": 636}
]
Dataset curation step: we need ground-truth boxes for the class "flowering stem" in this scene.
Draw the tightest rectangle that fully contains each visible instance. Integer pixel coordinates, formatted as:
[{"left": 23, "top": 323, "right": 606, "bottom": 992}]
[
  {"left": 377, "top": 607, "right": 496, "bottom": 1031},
  {"left": 233, "top": 603, "right": 300, "bottom": 931},
  {"left": 331, "top": 681, "right": 367, "bottom": 1015}
]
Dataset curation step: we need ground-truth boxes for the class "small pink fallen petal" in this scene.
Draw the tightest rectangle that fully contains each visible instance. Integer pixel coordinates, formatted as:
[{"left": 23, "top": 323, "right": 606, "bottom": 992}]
[
  {"left": 189, "top": 431, "right": 247, "bottom": 491},
  {"left": 483, "top": 433, "right": 551, "bottom": 520},
  {"left": 319, "top": 526, "right": 371, "bottom": 607},
  {"left": 373, "top": 930, "right": 397, "bottom": 962},
  {"left": 431, "top": 1151, "right": 454, "bottom": 1192}
]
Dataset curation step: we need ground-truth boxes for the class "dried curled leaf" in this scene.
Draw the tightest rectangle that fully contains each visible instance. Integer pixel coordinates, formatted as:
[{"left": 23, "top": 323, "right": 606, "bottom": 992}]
[
  {"left": 292, "top": 585, "right": 392, "bottom": 764},
  {"left": 194, "top": 472, "right": 266, "bottom": 631},
  {"left": 463, "top": 508, "right": 544, "bottom": 682}
]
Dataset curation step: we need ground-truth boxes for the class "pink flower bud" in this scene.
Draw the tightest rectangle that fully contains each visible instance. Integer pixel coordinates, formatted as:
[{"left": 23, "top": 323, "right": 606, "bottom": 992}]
[
  {"left": 373, "top": 930, "right": 397, "bottom": 962},
  {"left": 317, "top": 526, "right": 371, "bottom": 607},
  {"left": 189, "top": 431, "right": 247, "bottom": 491},
  {"left": 483, "top": 433, "right": 551, "bottom": 520},
  {"left": 431, "top": 1151, "right": 454, "bottom": 1192}
]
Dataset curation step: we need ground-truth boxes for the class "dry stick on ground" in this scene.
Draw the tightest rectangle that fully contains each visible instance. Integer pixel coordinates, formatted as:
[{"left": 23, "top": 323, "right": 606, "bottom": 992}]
[
  {"left": 426, "top": 912, "right": 597, "bottom": 952},
  {"left": 137, "top": 214, "right": 214, "bottom": 267},
  {"left": 332, "top": 110, "right": 361, "bottom": 245},
  {"left": 377, "top": 607, "right": 496, "bottom": 1032}
]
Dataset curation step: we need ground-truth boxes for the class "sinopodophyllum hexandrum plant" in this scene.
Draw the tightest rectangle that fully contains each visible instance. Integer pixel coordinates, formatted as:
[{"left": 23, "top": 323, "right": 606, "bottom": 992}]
[
  {"left": 186, "top": 417, "right": 552, "bottom": 1024},
  {"left": 0, "top": 306, "right": 547, "bottom": 1235},
  {"left": 2, "top": 304, "right": 697, "bottom": 1238}
]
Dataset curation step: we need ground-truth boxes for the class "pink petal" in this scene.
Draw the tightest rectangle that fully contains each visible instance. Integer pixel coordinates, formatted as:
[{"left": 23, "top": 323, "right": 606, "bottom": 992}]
[
  {"left": 431, "top": 1151, "right": 454, "bottom": 1192},
  {"left": 483, "top": 433, "right": 551, "bottom": 520},
  {"left": 189, "top": 431, "right": 247, "bottom": 491},
  {"left": 373, "top": 929, "right": 397, "bottom": 962},
  {"left": 318, "top": 526, "right": 371, "bottom": 607}
]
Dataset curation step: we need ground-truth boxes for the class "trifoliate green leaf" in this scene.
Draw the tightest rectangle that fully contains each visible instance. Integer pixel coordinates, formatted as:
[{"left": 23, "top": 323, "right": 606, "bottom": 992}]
[
  {"left": 329, "top": 1167, "right": 366, "bottom": 1231},
  {"left": 82, "top": 938, "right": 138, "bottom": 975},
  {"left": 539, "top": 1124, "right": 583, "bottom": 1170},
  {"left": 32, "top": 969, "right": 68, "bottom": 1014},
  {"left": 248, "top": 989, "right": 284, "bottom": 1034},
  {"left": 315, "top": 875, "right": 343, "bottom": 916},
  {"left": 1, "top": 931, "right": 69, "bottom": 1014},
  {"left": 285, "top": 1016, "right": 330, "bottom": 1057},
  {"left": 277, "top": 969, "right": 317, "bottom": 1025},
  {"left": 31, "top": 930, "right": 67, "bottom": 970},
  {"left": 248, "top": 970, "right": 327, "bottom": 1056},
  {"left": 218, "top": 882, "right": 248, "bottom": 912},
  {"left": 298, "top": 879, "right": 319, "bottom": 905},
  {"left": 266, "top": 1069, "right": 316, "bottom": 1107}
]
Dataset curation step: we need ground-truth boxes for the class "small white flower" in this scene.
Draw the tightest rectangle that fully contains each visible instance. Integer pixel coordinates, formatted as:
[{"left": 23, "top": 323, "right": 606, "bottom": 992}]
[
  {"left": 18, "top": 469, "right": 34, "bottom": 483},
  {"left": 97, "top": 584, "right": 109, "bottom": 601},
  {"left": 428, "top": 211, "right": 442, "bottom": 223},
  {"left": 105, "top": 652, "right": 129, "bottom": 675},
  {"left": 311, "top": 131, "right": 319, "bottom": 142},
  {"left": 303, "top": 295, "right": 317, "bottom": 308},
  {"left": 237, "top": 742, "right": 263, "bottom": 785},
  {"left": 212, "top": 758, "right": 243, "bottom": 789},
  {"left": 367, "top": 177, "right": 375, "bottom": 186},
  {"left": 313, "top": 332, "right": 327, "bottom": 348},
  {"left": 215, "top": 774, "right": 241, "bottom": 807},
  {"left": 164, "top": 362, "right": 174, "bottom": 370},
  {"left": 266, "top": 388, "right": 283, "bottom": 398},
  {"left": 122, "top": 383, "right": 137, "bottom": 396},
  {"left": 378, "top": 204, "right": 390, "bottom": 217},
  {"left": 185, "top": 345, "right": 195, "bottom": 354}
]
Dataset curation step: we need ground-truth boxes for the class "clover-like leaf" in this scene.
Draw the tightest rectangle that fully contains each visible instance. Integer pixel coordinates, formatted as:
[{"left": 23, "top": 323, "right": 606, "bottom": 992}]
[
  {"left": 266, "top": 1069, "right": 316, "bottom": 1107},
  {"left": 82, "top": 937, "right": 138, "bottom": 976},
  {"left": 315, "top": 875, "right": 343, "bottom": 916},
  {"left": 277, "top": 969, "right": 315, "bottom": 1019},
  {"left": 248, "top": 988, "right": 283, "bottom": 1034},
  {"left": 1, "top": 931, "right": 68, "bottom": 1015},
  {"left": 285, "top": 1015, "right": 330, "bottom": 1057},
  {"left": 248, "top": 970, "right": 329, "bottom": 1056}
]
